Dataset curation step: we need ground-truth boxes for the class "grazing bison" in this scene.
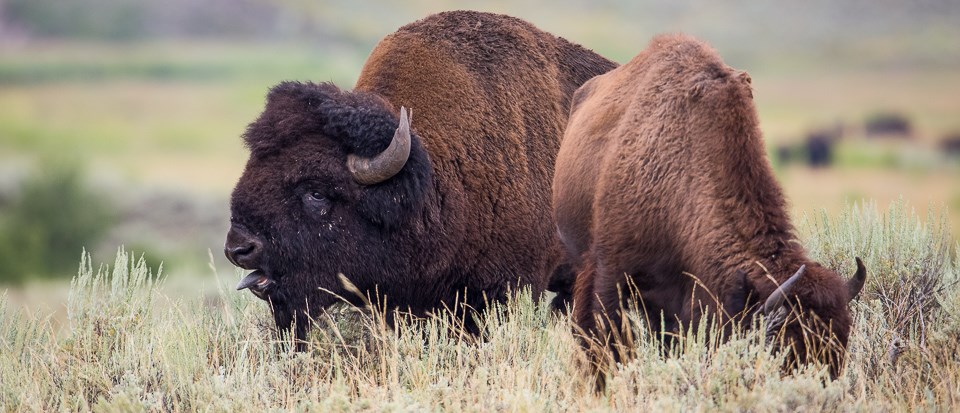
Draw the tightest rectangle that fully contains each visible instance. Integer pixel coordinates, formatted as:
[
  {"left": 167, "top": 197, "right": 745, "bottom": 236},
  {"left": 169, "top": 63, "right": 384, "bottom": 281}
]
[
  {"left": 805, "top": 131, "right": 835, "bottom": 167},
  {"left": 554, "top": 34, "right": 866, "bottom": 382},
  {"left": 224, "top": 11, "right": 616, "bottom": 342},
  {"left": 865, "top": 112, "right": 912, "bottom": 139},
  {"left": 939, "top": 133, "right": 960, "bottom": 157}
]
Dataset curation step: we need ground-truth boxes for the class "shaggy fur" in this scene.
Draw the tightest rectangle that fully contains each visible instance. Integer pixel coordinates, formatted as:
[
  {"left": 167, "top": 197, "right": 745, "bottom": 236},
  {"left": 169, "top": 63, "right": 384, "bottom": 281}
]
[
  {"left": 228, "top": 11, "right": 616, "bottom": 341},
  {"left": 554, "top": 34, "right": 861, "bottom": 380}
]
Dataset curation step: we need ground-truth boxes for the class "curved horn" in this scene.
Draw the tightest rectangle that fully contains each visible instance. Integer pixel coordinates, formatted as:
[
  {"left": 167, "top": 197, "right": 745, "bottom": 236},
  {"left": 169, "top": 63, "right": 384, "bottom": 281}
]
[
  {"left": 847, "top": 257, "right": 867, "bottom": 302},
  {"left": 347, "top": 106, "right": 412, "bottom": 185},
  {"left": 763, "top": 265, "right": 806, "bottom": 314}
]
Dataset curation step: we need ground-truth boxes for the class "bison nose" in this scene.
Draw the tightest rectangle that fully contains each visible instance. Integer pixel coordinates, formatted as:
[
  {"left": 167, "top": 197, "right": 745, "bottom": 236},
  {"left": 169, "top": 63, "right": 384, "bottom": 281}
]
[{"left": 224, "top": 225, "right": 264, "bottom": 269}]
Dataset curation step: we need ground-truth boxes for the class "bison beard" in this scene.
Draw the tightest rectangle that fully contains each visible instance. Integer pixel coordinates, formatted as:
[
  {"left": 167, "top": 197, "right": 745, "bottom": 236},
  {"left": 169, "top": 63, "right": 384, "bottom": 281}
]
[
  {"left": 224, "top": 11, "right": 616, "bottom": 344},
  {"left": 554, "top": 34, "right": 866, "bottom": 388}
]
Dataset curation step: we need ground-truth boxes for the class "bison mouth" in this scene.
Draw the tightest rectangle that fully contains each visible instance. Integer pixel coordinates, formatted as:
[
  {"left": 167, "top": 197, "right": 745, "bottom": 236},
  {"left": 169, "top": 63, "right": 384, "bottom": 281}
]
[{"left": 236, "top": 270, "right": 276, "bottom": 300}]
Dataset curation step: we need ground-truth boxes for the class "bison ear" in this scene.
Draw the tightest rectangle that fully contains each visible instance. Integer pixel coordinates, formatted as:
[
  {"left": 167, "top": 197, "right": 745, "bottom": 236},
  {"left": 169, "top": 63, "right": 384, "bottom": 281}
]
[
  {"left": 347, "top": 107, "right": 412, "bottom": 185},
  {"left": 736, "top": 70, "right": 753, "bottom": 98},
  {"left": 722, "top": 270, "right": 750, "bottom": 317},
  {"left": 352, "top": 109, "right": 432, "bottom": 231},
  {"left": 569, "top": 77, "right": 598, "bottom": 116}
]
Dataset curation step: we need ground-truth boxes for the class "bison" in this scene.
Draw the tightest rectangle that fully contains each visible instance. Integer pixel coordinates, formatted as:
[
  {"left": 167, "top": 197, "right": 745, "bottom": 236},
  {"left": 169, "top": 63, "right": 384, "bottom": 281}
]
[
  {"left": 553, "top": 34, "right": 866, "bottom": 383},
  {"left": 865, "top": 112, "right": 912, "bottom": 139},
  {"left": 224, "top": 11, "right": 616, "bottom": 342}
]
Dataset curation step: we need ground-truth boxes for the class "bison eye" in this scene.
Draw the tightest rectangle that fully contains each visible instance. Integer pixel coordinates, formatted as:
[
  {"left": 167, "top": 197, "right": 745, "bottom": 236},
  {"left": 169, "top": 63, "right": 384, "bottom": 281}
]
[{"left": 303, "top": 191, "right": 331, "bottom": 216}]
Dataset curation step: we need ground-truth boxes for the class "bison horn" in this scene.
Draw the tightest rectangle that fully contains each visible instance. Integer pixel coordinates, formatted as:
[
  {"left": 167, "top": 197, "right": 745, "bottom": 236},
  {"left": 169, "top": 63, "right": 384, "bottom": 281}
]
[
  {"left": 847, "top": 257, "right": 867, "bottom": 302},
  {"left": 347, "top": 106, "right": 412, "bottom": 185},
  {"left": 763, "top": 265, "right": 806, "bottom": 315}
]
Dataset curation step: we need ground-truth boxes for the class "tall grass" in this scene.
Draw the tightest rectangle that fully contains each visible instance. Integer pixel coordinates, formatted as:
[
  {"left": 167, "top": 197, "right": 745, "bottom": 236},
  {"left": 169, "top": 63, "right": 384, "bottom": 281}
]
[
  {"left": 1, "top": 201, "right": 957, "bottom": 411},
  {"left": 801, "top": 199, "right": 953, "bottom": 345}
]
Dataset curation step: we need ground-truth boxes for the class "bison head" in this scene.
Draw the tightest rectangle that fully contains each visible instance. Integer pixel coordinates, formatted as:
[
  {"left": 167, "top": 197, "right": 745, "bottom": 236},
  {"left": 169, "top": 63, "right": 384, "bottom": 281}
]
[
  {"left": 762, "top": 258, "right": 867, "bottom": 378},
  {"left": 225, "top": 81, "right": 434, "bottom": 339}
]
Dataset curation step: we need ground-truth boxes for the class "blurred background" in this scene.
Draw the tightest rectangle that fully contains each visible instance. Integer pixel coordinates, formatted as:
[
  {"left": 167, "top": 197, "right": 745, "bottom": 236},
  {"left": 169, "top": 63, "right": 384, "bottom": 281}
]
[{"left": 1, "top": 0, "right": 958, "bottom": 312}]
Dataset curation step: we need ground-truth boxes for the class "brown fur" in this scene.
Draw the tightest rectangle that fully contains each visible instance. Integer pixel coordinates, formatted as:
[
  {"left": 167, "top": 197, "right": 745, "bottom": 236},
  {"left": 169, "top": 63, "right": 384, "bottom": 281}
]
[
  {"left": 554, "top": 34, "right": 859, "bottom": 380},
  {"left": 227, "top": 11, "right": 616, "bottom": 340}
]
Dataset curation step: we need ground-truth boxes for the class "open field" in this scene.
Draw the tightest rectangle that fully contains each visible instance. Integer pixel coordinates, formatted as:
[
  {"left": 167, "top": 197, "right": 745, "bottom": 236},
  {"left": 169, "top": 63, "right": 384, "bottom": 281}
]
[
  {"left": 781, "top": 167, "right": 960, "bottom": 239},
  {"left": 1, "top": 202, "right": 958, "bottom": 411},
  {"left": 754, "top": 69, "right": 960, "bottom": 142}
]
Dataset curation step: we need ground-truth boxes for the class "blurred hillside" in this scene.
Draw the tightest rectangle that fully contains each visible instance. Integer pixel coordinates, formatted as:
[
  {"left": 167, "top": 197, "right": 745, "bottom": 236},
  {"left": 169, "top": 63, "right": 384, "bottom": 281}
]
[
  {"left": 0, "top": 0, "right": 958, "bottom": 288},
  {"left": 3, "top": 0, "right": 960, "bottom": 67}
]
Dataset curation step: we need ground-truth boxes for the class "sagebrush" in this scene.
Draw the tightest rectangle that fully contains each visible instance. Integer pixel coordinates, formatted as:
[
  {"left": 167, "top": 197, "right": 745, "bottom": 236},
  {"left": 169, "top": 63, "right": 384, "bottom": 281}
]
[{"left": 1, "top": 200, "right": 957, "bottom": 411}]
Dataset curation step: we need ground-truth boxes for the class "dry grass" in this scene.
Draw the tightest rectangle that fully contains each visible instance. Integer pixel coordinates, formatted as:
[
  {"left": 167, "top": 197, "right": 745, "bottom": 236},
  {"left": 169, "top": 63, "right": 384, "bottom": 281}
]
[{"left": 1, "top": 201, "right": 957, "bottom": 411}]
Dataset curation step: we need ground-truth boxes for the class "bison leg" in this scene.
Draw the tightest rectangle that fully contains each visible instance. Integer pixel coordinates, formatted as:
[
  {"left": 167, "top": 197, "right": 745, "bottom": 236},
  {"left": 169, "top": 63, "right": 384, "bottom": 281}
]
[
  {"left": 548, "top": 262, "right": 576, "bottom": 313},
  {"left": 572, "top": 259, "right": 608, "bottom": 390},
  {"left": 572, "top": 257, "right": 638, "bottom": 390}
]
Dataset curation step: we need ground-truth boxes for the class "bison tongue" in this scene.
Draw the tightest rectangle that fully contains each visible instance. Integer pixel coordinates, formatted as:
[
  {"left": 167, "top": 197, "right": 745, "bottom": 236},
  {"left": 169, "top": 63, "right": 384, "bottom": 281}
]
[{"left": 236, "top": 271, "right": 271, "bottom": 291}]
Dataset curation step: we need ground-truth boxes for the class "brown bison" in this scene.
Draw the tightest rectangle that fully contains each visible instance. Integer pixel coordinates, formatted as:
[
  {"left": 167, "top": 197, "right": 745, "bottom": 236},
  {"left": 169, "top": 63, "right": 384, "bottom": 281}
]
[
  {"left": 553, "top": 34, "right": 866, "bottom": 381},
  {"left": 224, "top": 11, "right": 616, "bottom": 342}
]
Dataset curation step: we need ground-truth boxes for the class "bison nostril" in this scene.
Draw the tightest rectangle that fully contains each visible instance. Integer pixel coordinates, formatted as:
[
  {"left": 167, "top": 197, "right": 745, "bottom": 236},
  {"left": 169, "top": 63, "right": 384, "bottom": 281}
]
[
  {"left": 225, "top": 244, "right": 253, "bottom": 264},
  {"left": 224, "top": 226, "right": 264, "bottom": 268},
  {"left": 225, "top": 241, "right": 262, "bottom": 268},
  {"left": 230, "top": 243, "right": 255, "bottom": 257}
]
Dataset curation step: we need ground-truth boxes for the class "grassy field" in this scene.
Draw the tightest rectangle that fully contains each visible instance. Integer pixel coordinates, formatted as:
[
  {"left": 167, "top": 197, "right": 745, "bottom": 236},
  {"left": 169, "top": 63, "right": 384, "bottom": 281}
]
[
  {"left": 1, "top": 201, "right": 957, "bottom": 411},
  {"left": 2, "top": 42, "right": 958, "bottom": 193}
]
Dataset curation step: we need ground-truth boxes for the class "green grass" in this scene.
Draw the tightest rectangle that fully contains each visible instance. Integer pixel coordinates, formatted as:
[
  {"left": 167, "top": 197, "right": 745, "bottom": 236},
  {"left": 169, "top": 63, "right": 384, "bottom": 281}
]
[
  {"left": 0, "top": 42, "right": 362, "bottom": 85},
  {"left": 1, "top": 201, "right": 958, "bottom": 411},
  {"left": 0, "top": 42, "right": 367, "bottom": 197},
  {"left": 0, "top": 162, "right": 115, "bottom": 284},
  {"left": 2, "top": 41, "right": 958, "bottom": 196}
]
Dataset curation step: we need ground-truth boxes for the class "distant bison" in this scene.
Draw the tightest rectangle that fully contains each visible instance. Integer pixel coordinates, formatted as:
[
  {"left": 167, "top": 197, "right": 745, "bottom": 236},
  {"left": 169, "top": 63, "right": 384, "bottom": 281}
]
[
  {"left": 939, "top": 133, "right": 960, "bottom": 157},
  {"left": 224, "top": 11, "right": 616, "bottom": 342},
  {"left": 805, "top": 128, "right": 840, "bottom": 167},
  {"left": 553, "top": 34, "right": 865, "bottom": 382},
  {"left": 865, "top": 112, "right": 912, "bottom": 138}
]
